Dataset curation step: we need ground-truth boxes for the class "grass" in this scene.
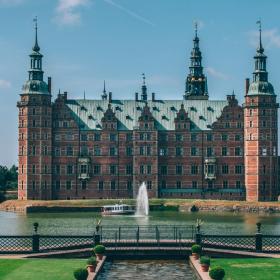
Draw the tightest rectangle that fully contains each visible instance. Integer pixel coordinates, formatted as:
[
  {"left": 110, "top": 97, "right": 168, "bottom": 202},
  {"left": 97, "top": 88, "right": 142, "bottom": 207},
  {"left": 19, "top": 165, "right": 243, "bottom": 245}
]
[
  {"left": 210, "top": 258, "right": 280, "bottom": 280},
  {"left": 0, "top": 259, "right": 86, "bottom": 280}
]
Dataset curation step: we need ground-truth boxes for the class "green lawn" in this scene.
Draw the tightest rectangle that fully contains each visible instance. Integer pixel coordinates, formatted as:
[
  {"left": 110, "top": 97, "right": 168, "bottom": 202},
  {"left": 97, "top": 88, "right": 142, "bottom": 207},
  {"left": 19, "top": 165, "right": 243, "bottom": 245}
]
[
  {"left": 0, "top": 259, "right": 87, "bottom": 280},
  {"left": 211, "top": 258, "right": 280, "bottom": 280}
]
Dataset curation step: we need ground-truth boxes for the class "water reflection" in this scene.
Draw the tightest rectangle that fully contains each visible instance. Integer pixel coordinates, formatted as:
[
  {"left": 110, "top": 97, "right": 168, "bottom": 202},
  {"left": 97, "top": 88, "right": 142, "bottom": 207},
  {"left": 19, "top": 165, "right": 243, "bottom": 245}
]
[
  {"left": 98, "top": 260, "right": 197, "bottom": 280},
  {"left": 0, "top": 210, "right": 280, "bottom": 235}
]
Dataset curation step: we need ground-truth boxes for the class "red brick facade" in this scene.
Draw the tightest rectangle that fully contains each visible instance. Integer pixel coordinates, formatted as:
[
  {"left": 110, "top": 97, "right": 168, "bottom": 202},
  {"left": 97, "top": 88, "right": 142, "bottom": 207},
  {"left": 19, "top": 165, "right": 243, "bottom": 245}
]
[{"left": 17, "top": 26, "right": 279, "bottom": 201}]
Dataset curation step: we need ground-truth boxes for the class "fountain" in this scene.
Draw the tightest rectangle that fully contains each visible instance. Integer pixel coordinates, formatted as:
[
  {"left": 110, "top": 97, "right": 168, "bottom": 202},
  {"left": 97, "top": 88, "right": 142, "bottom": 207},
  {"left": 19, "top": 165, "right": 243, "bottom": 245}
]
[{"left": 135, "top": 182, "right": 149, "bottom": 216}]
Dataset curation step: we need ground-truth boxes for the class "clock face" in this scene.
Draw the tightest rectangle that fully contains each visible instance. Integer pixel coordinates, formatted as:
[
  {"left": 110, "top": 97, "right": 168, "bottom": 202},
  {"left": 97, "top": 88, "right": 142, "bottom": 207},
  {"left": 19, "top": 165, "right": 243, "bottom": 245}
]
[{"left": 32, "top": 84, "right": 37, "bottom": 90}]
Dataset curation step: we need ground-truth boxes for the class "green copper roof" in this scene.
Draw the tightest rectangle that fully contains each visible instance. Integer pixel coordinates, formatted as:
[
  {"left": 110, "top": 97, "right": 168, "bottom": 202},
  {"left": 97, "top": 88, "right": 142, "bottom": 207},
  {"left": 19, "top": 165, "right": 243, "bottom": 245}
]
[
  {"left": 66, "top": 99, "right": 229, "bottom": 131},
  {"left": 247, "top": 81, "right": 275, "bottom": 96}
]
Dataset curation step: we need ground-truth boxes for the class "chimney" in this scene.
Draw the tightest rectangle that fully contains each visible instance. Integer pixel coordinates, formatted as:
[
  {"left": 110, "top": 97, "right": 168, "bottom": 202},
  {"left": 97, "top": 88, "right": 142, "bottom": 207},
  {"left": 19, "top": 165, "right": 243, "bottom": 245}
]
[
  {"left": 135, "top": 92, "right": 138, "bottom": 101},
  {"left": 245, "top": 78, "right": 250, "bottom": 95},
  {"left": 109, "top": 92, "right": 112, "bottom": 103},
  {"left": 152, "top": 92, "right": 155, "bottom": 101},
  {"left": 48, "top": 77, "right": 52, "bottom": 94}
]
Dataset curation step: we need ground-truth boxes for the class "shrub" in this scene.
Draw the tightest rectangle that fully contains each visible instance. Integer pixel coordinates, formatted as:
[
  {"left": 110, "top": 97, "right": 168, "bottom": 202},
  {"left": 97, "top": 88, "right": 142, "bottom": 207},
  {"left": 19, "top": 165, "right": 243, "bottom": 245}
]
[
  {"left": 209, "top": 266, "right": 225, "bottom": 280},
  {"left": 93, "top": 244, "right": 106, "bottom": 254},
  {"left": 191, "top": 244, "right": 202, "bottom": 254},
  {"left": 87, "top": 256, "right": 97, "bottom": 266},
  {"left": 200, "top": 256, "right": 210, "bottom": 266},
  {"left": 73, "top": 268, "right": 88, "bottom": 280}
]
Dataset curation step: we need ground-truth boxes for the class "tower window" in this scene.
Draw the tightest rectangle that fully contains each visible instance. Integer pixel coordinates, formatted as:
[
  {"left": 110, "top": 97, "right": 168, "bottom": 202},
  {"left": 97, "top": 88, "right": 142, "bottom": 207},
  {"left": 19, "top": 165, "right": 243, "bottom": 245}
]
[
  {"left": 262, "top": 148, "right": 267, "bottom": 156},
  {"left": 235, "top": 147, "right": 241, "bottom": 156},
  {"left": 235, "top": 165, "right": 242, "bottom": 174}
]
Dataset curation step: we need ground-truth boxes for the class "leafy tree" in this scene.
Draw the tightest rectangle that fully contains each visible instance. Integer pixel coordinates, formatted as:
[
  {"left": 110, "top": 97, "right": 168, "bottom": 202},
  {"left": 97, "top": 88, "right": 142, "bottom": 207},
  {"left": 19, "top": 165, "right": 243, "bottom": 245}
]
[{"left": 0, "top": 165, "right": 18, "bottom": 191}]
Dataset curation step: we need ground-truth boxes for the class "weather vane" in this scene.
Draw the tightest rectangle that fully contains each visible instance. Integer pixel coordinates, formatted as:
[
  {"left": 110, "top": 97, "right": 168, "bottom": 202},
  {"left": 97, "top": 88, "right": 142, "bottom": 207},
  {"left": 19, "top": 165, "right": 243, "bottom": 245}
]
[
  {"left": 194, "top": 20, "right": 198, "bottom": 36},
  {"left": 33, "top": 16, "right": 38, "bottom": 30},
  {"left": 256, "top": 18, "right": 261, "bottom": 32},
  {"left": 142, "top": 73, "right": 146, "bottom": 85}
]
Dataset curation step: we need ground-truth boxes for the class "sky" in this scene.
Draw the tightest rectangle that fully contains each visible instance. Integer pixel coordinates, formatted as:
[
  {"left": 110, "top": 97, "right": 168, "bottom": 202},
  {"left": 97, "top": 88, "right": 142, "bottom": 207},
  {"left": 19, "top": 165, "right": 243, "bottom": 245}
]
[{"left": 1, "top": 0, "right": 280, "bottom": 166}]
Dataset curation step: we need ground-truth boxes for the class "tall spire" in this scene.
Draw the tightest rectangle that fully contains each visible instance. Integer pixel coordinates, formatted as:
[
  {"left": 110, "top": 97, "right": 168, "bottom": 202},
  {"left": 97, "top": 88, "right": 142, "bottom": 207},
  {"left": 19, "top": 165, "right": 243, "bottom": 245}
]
[
  {"left": 22, "top": 17, "right": 49, "bottom": 95},
  {"left": 33, "top": 17, "right": 40, "bottom": 52},
  {"left": 247, "top": 20, "right": 274, "bottom": 96},
  {"left": 184, "top": 22, "right": 208, "bottom": 100},
  {"left": 28, "top": 17, "right": 44, "bottom": 82},
  {"left": 141, "top": 73, "right": 147, "bottom": 101},
  {"left": 256, "top": 19, "right": 264, "bottom": 54},
  {"left": 253, "top": 20, "right": 267, "bottom": 83},
  {"left": 101, "top": 80, "right": 108, "bottom": 100}
]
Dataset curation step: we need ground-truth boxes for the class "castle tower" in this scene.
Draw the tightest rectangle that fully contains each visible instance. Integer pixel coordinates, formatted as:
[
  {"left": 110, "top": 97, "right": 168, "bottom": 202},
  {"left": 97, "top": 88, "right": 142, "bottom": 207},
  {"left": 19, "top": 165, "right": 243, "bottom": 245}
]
[
  {"left": 244, "top": 21, "right": 279, "bottom": 201},
  {"left": 184, "top": 23, "right": 208, "bottom": 100},
  {"left": 17, "top": 19, "right": 52, "bottom": 200}
]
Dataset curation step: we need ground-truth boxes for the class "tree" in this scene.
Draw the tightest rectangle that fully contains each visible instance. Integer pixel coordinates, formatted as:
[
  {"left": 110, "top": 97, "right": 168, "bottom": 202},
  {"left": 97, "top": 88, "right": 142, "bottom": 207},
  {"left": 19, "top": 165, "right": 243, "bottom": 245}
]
[{"left": 0, "top": 165, "right": 18, "bottom": 191}]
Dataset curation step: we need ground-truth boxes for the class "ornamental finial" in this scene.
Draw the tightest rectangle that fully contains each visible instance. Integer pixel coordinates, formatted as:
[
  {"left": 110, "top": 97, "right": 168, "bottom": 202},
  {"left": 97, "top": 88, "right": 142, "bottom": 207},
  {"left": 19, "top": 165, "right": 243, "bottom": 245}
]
[
  {"left": 103, "top": 80, "right": 106, "bottom": 94},
  {"left": 256, "top": 19, "right": 263, "bottom": 53},
  {"left": 32, "top": 17, "right": 40, "bottom": 52},
  {"left": 194, "top": 21, "right": 198, "bottom": 38},
  {"left": 142, "top": 73, "right": 146, "bottom": 85}
]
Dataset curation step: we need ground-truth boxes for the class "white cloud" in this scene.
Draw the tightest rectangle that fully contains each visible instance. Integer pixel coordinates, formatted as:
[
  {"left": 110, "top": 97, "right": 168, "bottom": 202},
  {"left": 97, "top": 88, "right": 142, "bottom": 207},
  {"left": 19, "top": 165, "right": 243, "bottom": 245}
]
[
  {"left": 0, "top": 79, "right": 11, "bottom": 89},
  {"left": 54, "top": 0, "right": 89, "bottom": 26},
  {"left": 103, "top": 0, "right": 155, "bottom": 26},
  {"left": 206, "top": 67, "right": 229, "bottom": 80},
  {"left": 249, "top": 28, "right": 280, "bottom": 49}
]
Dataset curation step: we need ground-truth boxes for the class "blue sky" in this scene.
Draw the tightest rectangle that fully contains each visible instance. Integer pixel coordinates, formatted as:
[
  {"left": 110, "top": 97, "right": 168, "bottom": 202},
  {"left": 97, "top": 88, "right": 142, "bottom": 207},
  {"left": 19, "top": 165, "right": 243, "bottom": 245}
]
[{"left": 1, "top": 0, "right": 280, "bottom": 166}]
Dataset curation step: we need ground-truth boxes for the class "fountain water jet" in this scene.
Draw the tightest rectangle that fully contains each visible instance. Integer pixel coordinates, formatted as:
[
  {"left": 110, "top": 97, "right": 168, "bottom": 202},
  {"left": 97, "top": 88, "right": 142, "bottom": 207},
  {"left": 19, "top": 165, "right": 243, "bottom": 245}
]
[{"left": 135, "top": 182, "right": 149, "bottom": 216}]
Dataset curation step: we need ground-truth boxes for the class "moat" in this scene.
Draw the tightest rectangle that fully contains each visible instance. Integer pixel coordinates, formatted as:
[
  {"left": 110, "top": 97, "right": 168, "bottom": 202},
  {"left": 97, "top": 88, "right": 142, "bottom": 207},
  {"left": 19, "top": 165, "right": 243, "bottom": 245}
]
[{"left": 1, "top": 210, "right": 280, "bottom": 235}]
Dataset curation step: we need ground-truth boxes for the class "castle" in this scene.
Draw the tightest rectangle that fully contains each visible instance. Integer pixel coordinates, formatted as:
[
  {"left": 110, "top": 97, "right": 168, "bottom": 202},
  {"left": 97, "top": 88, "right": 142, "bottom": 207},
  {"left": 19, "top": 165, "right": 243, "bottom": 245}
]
[{"left": 17, "top": 23, "right": 279, "bottom": 202}]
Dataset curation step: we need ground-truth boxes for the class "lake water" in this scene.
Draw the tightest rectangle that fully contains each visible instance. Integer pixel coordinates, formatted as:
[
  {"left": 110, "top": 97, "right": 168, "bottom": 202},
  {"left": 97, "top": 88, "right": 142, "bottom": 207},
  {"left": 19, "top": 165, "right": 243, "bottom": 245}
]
[
  {"left": 1, "top": 210, "right": 280, "bottom": 235},
  {"left": 97, "top": 260, "right": 197, "bottom": 280}
]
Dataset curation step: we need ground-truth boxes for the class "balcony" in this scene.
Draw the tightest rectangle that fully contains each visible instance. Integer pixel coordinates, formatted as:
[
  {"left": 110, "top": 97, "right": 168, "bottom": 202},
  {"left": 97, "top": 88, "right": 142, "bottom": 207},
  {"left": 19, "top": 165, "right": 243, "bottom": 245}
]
[
  {"left": 78, "top": 157, "right": 91, "bottom": 180},
  {"left": 204, "top": 157, "right": 216, "bottom": 180}
]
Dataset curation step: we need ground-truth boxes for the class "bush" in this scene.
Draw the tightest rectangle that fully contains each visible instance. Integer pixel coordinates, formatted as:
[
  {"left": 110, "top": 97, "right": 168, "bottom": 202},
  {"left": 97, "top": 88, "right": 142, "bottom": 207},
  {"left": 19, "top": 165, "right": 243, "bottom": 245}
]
[
  {"left": 200, "top": 256, "right": 210, "bottom": 266},
  {"left": 87, "top": 256, "right": 97, "bottom": 266},
  {"left": 209, "top": 266, "right": 225, "bottom": 280},
  {"left": 73, "top": 268, "right": 88, "bottom": 280},
  {"left": 191, "top": 244, "right": 202, "bottom": 254},
  {"left": 93, "top": 244, "right": 106, "bottom": 254}
]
